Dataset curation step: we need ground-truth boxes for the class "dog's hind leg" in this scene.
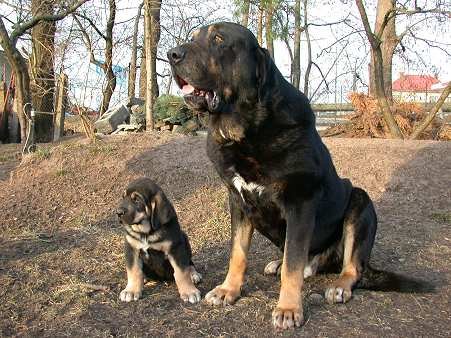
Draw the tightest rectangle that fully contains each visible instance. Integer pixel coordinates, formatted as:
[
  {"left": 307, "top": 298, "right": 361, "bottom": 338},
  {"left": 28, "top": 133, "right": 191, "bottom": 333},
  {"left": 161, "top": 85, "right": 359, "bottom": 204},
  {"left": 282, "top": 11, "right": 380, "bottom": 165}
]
[{"left": 325, "top": 187, "right": 377, "bottom": 304}]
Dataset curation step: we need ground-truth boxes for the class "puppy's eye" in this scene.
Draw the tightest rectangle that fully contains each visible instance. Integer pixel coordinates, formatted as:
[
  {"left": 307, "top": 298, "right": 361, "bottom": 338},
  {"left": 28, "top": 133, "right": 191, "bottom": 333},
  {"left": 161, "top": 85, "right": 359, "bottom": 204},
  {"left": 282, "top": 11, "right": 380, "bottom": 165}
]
[{"left": 214, "top": 35, "right": 224, "bottom": 44}]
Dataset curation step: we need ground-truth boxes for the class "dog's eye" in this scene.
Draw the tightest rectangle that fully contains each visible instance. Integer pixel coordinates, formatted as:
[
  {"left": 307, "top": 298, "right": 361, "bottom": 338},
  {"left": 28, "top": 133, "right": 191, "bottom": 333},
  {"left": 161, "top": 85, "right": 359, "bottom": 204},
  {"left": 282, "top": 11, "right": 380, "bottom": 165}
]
[{"left": 214, "top": 35, "right": 224, "bottom": 44}]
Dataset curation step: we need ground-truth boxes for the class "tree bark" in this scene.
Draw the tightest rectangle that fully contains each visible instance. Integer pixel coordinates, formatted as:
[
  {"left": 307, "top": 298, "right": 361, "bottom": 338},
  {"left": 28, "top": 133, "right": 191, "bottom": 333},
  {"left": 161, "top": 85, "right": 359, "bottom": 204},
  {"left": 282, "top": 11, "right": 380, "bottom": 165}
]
[
  {"left": 144, "top": 0, "right": 161, "bottom": 130},
  {"left": 139, "top": 45, "right": 146, "bottom": 99},
  {"left": 0, "top": 20, "right": 30, "bottom": 141},
  {"left": 241, "top": 0, "right": 250, "bottom": 27},
  {"left": 128, "top": 2, "right": 143, "bottom": 100},
  {"left": 99, "top": 0, "right": 117, "bottom": 116},
  {"left": 264, "top": 0, "right": 274, "bottom": 60},
  {"left": 292, "top": 0, "right": 301, "bottom": 89},
  {"left": 257, "top": 5, "right": 263, "bottom": 46},
  {"left": 369, "top": 0, "right": 399, "bottom": 101},
  {"left": 0, "top": 1, "right": 87, "bottom": 143},
  {"left": 355, "top": 0, "right": 403, "bottom": 139},
  {"left": 30, "top": 0, "right": 56, "bottom": 142},
  {"left": 303, "top": 0, "right": 312, "bottom": 97},
  {"left": 409, "top": 83, "right": 451, "bottom": 139}
]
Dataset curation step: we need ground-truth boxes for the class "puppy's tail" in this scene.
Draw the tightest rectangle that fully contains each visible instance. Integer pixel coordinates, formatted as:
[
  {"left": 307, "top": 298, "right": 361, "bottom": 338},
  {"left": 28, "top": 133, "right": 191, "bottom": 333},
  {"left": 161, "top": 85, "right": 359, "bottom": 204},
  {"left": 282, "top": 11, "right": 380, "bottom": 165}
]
[{"left": 357, "top": 265, "right": 435, "bottom": 293}]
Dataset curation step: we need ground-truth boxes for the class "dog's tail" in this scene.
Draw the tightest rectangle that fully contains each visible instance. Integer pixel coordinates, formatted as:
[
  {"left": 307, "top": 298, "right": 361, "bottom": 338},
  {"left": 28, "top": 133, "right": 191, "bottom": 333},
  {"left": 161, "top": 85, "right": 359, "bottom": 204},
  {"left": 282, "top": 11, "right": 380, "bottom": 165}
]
[{"left": 357, "top": 265, "right": 435, "bottom": 293}]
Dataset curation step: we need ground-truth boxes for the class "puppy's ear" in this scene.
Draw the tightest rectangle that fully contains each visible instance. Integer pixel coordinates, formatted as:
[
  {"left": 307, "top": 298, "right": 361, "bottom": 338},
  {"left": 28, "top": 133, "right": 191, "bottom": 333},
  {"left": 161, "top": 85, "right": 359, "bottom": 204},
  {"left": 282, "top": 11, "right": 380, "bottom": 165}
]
[
  {"left": 256, "top": 47, "right": 273, "bottom": 99},
  {"left": 148, "top": 191, "right": 174, "bottom": 230}
]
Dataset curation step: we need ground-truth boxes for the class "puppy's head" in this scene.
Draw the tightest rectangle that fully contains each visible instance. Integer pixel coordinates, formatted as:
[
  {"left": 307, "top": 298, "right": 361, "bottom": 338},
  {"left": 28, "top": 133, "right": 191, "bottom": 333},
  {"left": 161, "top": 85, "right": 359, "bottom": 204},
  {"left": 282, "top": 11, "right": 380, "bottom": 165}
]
[{"left": 117, "top": 179, "right": 174, "bottom": 233}]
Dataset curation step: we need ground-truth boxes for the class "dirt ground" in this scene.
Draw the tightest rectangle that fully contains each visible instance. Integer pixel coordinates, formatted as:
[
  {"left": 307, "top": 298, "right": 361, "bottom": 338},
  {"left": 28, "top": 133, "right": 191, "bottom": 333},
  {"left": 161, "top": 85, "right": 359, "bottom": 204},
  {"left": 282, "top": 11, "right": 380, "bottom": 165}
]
[{"left": 0, "top": 132, "right": 450, "bottom": 337}]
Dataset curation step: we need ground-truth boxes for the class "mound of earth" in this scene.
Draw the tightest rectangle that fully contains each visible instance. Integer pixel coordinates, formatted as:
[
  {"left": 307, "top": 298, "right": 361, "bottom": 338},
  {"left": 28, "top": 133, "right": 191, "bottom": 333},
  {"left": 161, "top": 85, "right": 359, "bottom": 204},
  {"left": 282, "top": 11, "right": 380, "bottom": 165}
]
[{"left": 0, "top": 132, "right": 449, "bottom": 336}]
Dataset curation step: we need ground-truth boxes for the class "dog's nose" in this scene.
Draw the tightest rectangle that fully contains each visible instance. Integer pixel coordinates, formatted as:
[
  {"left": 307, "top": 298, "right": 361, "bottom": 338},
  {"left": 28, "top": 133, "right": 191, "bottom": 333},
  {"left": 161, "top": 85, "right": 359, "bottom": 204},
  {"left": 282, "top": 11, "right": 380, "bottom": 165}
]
[
  {"left": 167, "top": 47, "right": 185, "bottom": 65},
  {"left": 116, "top": 207, "right": 127, "bottom": 217}
]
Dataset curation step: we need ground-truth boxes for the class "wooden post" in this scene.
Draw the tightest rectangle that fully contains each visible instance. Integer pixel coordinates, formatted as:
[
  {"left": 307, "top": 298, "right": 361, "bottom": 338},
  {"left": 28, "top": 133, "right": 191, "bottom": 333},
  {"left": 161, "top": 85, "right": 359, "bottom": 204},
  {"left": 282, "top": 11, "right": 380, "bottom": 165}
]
[{"left": 53, "top": 73, "right": 67, "bottom": 141}]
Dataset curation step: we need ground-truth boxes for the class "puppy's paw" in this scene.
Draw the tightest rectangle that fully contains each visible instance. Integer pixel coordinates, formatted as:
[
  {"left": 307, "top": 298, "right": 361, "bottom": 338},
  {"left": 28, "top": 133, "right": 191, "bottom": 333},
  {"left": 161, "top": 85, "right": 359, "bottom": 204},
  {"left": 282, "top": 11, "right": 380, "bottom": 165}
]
[
  {"left": 205, "top": 285, "right": 240, "bottom": 306},
  {"left": 119, "top": 288, "right": 142, "bottom": 302},
  {"left": 272, "top": 306, "right": 304, "bottom": 330},
  {"left": 179, "top": 286, "right": 201, "bottom": 304},
  {"left": 190, "top": 270, "right": 202, "bottom": 285},
  {"left": 325, "top": 286, "right": 352, "bottom": 304},
  {"left": 264, "top": 259, "right": 282, "bottom": 275}
]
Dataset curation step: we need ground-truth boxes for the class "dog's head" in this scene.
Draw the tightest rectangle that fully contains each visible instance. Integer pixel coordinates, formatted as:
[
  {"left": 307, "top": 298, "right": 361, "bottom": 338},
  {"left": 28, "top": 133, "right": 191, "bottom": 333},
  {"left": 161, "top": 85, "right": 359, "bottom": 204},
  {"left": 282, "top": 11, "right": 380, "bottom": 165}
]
[
  {"left": 167, "top": 22, "right": 273, "bottom": 115},
  {"left": 117, "top": 178, "right": 174, "bottom": 233}
]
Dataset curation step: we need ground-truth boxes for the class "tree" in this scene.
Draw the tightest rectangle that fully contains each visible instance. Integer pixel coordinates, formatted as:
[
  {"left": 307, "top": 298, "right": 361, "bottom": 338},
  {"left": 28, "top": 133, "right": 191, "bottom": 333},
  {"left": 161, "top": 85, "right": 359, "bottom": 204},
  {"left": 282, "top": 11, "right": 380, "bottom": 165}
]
[
  {"left": 30, "top": 0, "right": 56, "bottom": 142},
  {"left": 74, "top": 0, "right": 117, "bottom": 117},
  {"left": 356, "top": 0, "right": 403, "bottom": 138},
  {"left": 356, "top": 0, "right": 450, "bottom": 138},
  {"left": 0, "top": 0, "right": 87, "bottom": 141},
  {"left": 144, "top": 0, "right": 162, "bottom": 130},
  {"left": 128, "top": 2, "right": 144, "bottom": 100},
  {"left": 264, "top": 0, "right": 274, "bottom": 59},
  {"left": 292, "top": 0, "right": 301, "bottom": 89},
  {"left": 241, "top": 0, "right": 251, "bottom": 27}
]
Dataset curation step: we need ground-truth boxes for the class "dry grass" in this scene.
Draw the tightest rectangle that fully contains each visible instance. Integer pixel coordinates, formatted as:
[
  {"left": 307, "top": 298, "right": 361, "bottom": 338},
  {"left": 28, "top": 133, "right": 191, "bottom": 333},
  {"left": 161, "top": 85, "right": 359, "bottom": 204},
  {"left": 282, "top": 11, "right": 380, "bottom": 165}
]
[
  {"left": 0, "top": 132, "right": 450, "bottom": 337},
  {"left": 323, "top": 93, "right": 447, "bottom": 140}
]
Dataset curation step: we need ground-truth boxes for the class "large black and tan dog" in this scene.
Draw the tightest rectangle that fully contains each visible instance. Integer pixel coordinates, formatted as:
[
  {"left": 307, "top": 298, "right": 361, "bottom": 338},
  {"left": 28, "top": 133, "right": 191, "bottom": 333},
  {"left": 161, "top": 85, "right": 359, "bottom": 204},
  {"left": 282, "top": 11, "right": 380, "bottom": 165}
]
[
  {"left": 168, "top": 22, "right": 422, "bottom": 330},
  {"left": 117, "top": 178, "right": 202, "bottom": 304}
]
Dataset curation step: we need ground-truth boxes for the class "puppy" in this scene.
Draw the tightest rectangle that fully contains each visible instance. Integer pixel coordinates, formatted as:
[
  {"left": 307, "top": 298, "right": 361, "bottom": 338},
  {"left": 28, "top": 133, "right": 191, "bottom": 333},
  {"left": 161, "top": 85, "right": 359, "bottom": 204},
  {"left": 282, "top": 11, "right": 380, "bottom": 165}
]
[{"left": 117, "top": 177, "right": 202, "bottom": 303}]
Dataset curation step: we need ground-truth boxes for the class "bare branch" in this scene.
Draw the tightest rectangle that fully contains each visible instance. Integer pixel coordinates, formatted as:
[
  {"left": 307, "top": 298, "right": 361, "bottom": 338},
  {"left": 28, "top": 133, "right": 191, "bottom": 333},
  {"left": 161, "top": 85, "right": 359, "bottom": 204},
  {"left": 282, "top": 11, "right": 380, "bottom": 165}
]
[{"left": 10, "top": 0, "right": 88, "bottom": 44}]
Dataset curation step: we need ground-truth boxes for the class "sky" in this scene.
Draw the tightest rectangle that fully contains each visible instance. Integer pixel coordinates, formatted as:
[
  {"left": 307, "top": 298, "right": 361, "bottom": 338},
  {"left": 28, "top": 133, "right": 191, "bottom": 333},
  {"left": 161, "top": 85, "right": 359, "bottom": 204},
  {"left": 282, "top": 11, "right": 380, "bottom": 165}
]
[{"left": 1, "top": 0, "right": 450, "bottom": 110}]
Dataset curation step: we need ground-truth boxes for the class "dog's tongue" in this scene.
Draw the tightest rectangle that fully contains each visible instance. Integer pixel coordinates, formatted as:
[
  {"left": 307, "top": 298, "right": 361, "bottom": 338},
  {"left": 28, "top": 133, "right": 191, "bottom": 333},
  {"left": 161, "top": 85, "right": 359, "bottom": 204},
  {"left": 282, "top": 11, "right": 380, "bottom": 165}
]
[{"left": 182, "top": 84, "right": 195, "bottom": 95}]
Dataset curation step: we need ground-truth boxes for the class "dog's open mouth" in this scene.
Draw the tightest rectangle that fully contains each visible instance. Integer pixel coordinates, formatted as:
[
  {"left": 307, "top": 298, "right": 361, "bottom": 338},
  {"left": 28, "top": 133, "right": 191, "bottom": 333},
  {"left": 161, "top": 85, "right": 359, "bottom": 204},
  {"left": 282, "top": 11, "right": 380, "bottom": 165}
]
[{"left": 176, "top": 75, "right": 220, "bottom": 112}]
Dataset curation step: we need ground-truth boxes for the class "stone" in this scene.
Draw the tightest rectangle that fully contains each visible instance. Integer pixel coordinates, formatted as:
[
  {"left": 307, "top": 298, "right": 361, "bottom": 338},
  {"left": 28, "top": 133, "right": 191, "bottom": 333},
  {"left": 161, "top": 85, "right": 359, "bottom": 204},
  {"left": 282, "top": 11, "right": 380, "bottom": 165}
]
[{"left": 94, "top": 103, "right": 130, "bottom": 134}]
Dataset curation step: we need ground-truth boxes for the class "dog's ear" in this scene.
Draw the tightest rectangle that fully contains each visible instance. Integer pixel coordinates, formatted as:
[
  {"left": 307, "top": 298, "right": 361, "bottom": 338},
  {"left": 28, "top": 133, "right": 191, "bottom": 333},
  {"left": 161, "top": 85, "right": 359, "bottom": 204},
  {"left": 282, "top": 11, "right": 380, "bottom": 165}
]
[
  {"left": 255, "top": 47, "right": 273, "bottom": 99},
  {"left": 148, "top": 191, "right": 173, "bottom": 230}
]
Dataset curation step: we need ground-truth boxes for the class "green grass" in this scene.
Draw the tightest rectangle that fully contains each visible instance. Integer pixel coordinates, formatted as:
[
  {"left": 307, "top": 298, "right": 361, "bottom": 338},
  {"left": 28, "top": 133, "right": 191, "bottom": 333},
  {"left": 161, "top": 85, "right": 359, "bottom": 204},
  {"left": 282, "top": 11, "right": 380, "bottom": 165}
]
[
  {"left": 34, "top": 147, "right": 51, "bottom": 160},
  {"left": 431, "top": 212, "right": 451, "bottom": 224}
]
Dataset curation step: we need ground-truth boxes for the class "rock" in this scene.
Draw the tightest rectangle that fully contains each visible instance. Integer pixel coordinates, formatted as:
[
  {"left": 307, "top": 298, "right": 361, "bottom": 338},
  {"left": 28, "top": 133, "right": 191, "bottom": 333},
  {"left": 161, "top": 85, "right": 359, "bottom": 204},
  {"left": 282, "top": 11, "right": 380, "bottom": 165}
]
[
  {"left": 94, "top": 103, "right": 130, "bottom": 134},
  {"left": 160, "top": 124, "right": 172, "bottom": 131}
]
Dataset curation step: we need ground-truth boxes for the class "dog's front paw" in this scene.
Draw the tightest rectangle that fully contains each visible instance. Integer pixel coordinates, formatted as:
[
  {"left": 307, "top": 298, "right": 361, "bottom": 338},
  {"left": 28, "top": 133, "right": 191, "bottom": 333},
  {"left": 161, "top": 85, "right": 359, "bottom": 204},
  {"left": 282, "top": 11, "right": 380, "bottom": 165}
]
[
  {"left": 119, "top": 288, "right": 142, "bottom": 302},
  {"left": 179, "top": 286, "right": 201, "bottom": 304},
  {"left": 190, "top": 268, "right": 202, "bottom": 285},
  {"left": 325, "top": 286, "right": 352, "bottom": 304},
  {"left": 272, "top": 306, "right": 304, "bottom": 330},
  {"left": 205, "top": 285, "right": 240, "bottom": 306}
]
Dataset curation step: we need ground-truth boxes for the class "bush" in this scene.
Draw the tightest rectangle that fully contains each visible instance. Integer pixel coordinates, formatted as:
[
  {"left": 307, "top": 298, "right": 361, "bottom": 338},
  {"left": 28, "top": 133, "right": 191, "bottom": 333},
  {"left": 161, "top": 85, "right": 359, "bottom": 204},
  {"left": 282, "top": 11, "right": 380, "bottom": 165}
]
[{"left": 154, "top": 95, "right": 193, "bottom": 124}]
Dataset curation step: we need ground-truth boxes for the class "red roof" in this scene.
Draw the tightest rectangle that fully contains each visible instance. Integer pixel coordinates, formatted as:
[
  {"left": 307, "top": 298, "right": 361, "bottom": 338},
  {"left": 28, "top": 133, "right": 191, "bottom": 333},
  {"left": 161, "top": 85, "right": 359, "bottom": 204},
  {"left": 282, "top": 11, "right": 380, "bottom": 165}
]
[{"left": 392, "top": 74, "right": 439, "bottom": 92}]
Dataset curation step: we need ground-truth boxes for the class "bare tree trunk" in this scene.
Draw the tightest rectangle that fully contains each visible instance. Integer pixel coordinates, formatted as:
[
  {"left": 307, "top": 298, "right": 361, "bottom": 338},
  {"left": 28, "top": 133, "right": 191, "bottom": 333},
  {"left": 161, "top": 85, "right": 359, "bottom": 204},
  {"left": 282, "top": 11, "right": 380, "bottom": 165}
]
[
  {"left": 0, "top": 20, "right": 30, "bottom": 141},
  {"left": 303, "top": 0, "right": 312, "bottom": 97},
  {"left": 356, "top": 0, "right": 403, "bottom": 139},
  {"left": 128, "top": 2, "right": 143, "bottom": 99},
  {"left": 144, "top": 0, "right": 161, "bottom": 130},
  {"left": 30, "top": 0, "right": 56, "bottom": 142},
  {"left": 257, "top": 5, "right": 263, "bottom": 46},
  {"left": 293, "top": 0, "right": 301, "bottom": 89},
  {"left": 369, "top": 0, "right": 399, "bottom": 102},
  {"left": 139, "top": 45, "right": 146, "bottom": 99},
  {"left": 409, "top": 83, "right": 451, "bottom": 139},
  {"left": 99, "top": 0, "right": 117, "bottom": 116},
  {"left": 241, "top": 0, "right": 250, "bottom": 27},
  {"left": 264, "top": 0, "right": 274, "bottom": 60},
  {"left": 0, "top": 1, "right": 86, "bottom": 142}
]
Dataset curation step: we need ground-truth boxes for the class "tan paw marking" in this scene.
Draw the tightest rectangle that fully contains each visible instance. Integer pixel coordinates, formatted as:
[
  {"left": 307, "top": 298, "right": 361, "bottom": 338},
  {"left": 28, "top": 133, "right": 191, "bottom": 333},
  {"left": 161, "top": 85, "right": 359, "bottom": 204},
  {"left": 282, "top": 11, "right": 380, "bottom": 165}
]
[
  {"left": 205, "top": 285, "right": 240, "bottom": 306},
  {"left": 264, "top": 259, "right": 282, "bottom": 275},
  {"left": 119, "top": 288, "right": 142, "bottom": 302},
  {"left": 325, "top": 286, "right": 352, "bottom": 304},
  {"left": 179, "top": 286, "right": 202, "bottom": 304},
  {"left": 272, "top": 307, "right": 304, "bottom": 330},
  {"left": 190, "top": 268, "right": 202, "bottom": 285}
]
